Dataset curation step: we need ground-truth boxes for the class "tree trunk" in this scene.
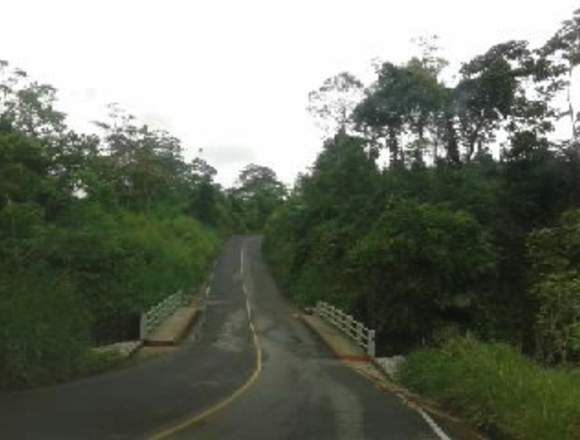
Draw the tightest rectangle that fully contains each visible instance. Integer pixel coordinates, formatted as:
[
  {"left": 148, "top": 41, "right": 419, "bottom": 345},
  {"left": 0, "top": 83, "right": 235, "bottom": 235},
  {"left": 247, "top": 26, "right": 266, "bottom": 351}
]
[
  {"left": 388, "top": 126, "right": 402, "bottom": 168},
  {"left": 445, "top": 117, "right": 461, "bottom": 165}
]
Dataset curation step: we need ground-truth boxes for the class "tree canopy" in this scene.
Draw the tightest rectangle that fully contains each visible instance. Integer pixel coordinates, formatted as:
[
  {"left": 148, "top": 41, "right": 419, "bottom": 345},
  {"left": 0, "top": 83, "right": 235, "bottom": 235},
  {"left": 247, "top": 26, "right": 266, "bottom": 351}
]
[
  {"left": 266, "top": 9, "right": 580, "bottom": 363},
  {"left": 0, "top": 60, "right": 278, "bottom": 387}
]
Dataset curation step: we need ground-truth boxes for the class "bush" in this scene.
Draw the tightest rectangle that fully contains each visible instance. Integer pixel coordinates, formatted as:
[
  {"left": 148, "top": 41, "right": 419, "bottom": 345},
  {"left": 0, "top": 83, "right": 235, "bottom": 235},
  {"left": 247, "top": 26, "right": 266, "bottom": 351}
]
[
  {"left": 399, "top": 336, "right": 580, "bottom": 439},
  {"left": 0, "top": 270, "right": 90, "bottom": 388},
  {"left": 348, "top": 200, "right": 496, "bottom": 347},
  {"left": 33, "top": 207, "right": 221, "bottom": 343},
  {"left": 0, "top": 204, "right": 222, "bottom": 386},
  {"left": 528, "top": 209, "right": 580, "bottom": 363},
  {"left": 264, "top": 203, "right": 358, "bottom": 310}
]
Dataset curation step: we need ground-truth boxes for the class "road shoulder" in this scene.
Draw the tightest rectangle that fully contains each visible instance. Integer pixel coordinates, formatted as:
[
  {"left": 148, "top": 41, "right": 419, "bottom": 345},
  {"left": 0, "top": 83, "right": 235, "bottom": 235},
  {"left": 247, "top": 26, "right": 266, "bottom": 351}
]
[{"left": 300, "top": 312, "right": 486, "bottom": 440}]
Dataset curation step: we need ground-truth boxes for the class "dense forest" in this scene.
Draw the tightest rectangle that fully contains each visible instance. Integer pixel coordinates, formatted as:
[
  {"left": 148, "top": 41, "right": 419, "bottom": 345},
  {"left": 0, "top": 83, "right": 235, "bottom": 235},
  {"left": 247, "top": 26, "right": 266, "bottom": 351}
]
[
  {"left": 0, "top": 63, "right": 285, "bottom": 387},
  {"left": 265, "top": 10, "right": 580, "bottom": 362},
  {"left": 264, "top": 10, "right": 580, "bottom": 434},
  {"left": 263, "top": 9, "right": 580, "bottom": 438}
]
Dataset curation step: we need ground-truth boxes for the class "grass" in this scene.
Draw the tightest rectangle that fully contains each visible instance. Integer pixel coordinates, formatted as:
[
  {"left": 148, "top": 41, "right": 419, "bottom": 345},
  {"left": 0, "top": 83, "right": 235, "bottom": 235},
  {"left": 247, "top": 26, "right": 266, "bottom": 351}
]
[
  {"left": 398, "top": 336, "right": 580, "bottom": 440},
  {"left": 78, "top": 350, "right": 125, "bottom": 378},
  {"left": 1, "top": 349, "right": 125, "bottom": 390}
]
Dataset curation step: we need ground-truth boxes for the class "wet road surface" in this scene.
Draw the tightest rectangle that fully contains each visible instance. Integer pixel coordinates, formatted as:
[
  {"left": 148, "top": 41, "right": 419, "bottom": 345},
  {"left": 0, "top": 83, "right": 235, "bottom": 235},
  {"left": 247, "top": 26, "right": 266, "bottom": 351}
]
[{"left": 0, "top": 236, "right": 440, "bottom": 440}]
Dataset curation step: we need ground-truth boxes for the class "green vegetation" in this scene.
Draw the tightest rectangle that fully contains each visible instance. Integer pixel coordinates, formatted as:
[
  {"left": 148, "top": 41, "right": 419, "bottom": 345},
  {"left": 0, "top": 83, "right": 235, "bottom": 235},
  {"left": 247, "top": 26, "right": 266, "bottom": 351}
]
[
  {"left": 399, "top": 337, "right": 580, "bottom": 440},
  {"left": 528, "top": 209, "right": 580, "bottom": 364},
  {"left": 264, "top": 9, "right": 580, "bottom": 438},
  {"left": 227, "top": 163, "right": 287, "bottom": 232},
  {"left": 0, "top": 62, "right": 284, "bottom": 388},
  {"left": 266, "top": 7, "right": 580, "bottom": 359}
]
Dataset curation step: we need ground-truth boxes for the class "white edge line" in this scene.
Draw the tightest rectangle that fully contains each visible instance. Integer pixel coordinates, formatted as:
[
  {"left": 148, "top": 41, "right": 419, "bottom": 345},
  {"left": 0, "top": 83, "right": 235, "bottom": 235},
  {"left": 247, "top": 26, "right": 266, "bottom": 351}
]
[
  {"left": 205, "top": 242, "right": 446, "bottom": 439},
  {"left": 414, "top": 405, "right": 452, "bottom": 440}
]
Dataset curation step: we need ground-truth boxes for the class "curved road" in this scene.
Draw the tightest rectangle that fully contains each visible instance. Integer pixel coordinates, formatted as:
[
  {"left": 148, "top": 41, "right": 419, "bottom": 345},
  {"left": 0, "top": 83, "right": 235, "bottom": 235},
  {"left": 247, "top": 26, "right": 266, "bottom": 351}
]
[{"left": 0, "top": 236, "right": 440, "bottom": 440}]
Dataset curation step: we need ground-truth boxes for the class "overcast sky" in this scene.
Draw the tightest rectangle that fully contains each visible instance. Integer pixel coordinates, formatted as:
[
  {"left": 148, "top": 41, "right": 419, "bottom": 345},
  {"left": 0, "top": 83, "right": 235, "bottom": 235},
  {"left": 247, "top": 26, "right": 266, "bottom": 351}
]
[{"left": 0, "top": 0, "right": 578, "bottom": 186}]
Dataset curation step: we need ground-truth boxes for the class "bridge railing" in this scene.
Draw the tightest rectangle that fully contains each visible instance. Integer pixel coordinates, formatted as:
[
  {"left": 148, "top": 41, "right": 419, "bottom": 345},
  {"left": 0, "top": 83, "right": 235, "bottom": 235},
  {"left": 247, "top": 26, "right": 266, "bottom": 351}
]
[
  {"left": 140, "top": 290, "right": 189, "bottom": 339},
  {"left": 315, "top": 301, "right": 376, "bottom": 357}
]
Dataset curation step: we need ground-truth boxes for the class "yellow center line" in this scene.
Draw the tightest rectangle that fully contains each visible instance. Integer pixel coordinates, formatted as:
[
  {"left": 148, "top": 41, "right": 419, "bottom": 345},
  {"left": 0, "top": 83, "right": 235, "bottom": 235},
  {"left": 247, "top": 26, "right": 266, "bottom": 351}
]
[
  {"left": 149, "top": 245, "right": 261, "bottom": 439},
  {"left": 149, "top": 321, "right": 262, "bottom": 440}
]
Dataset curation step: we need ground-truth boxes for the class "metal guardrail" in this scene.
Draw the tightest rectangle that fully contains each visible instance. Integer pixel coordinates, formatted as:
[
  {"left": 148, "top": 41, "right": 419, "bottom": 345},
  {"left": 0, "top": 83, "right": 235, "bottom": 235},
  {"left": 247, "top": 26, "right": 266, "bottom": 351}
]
[
  {"left": 140, "top": 290, "right": 189, "bottom": 339},
  {"left": 315, "top": 301, "right": 376, "bottom": 357}
]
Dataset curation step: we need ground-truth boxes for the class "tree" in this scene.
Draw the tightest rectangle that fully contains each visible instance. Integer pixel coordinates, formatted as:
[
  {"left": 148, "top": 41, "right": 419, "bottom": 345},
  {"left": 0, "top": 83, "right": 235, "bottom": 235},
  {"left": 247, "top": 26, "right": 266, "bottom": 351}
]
[
  {"left": 541, "top": 9, "right": 580, "bottom": 201},
  {"left": 307, "top": 72, "right": 364, "bottom": 137},
  {"left": 0, "top": 61, "right": 66, "bottom": 137},
  {"left": 267, "top": 9, "right": 580, "bottom": 359},
  {"left": 542, "top": 8, "right": 580, "bottom": 142},
  {"left": 94, "top": 105, "right": 188, "bottom": 212},
  {"left": 353, "top": 59, "right": 448, "bottom": 167},
  {"left": 410, "top": 35, "right": 449, "bottom": 78},
  {"left": 528, "top": 209, "right": 580, "bottom": 363},
  {"left": 231, "top": 164, "right": 286, "bottom": 231},
  {"left": 353, "top": 63, "right": 407, "bottom": 166},
  {"left": 189, "top": 156, "right": 222, "bottom": 226},
  {"left": 348, "top": 200, "right": 496, "bottom": 351}
]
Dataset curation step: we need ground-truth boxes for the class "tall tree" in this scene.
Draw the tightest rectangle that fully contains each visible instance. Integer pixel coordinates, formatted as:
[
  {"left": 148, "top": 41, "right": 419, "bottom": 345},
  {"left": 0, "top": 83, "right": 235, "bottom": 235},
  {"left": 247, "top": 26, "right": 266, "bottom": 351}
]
[
  {"left": 307, "top": 72, "right": 364, "bottom": 137},
  {"left": 0, "top": 61, "right": 66, "bottom": 137},
  {"left": 231, "top": 164, "right": 286, "bottom": 231}
]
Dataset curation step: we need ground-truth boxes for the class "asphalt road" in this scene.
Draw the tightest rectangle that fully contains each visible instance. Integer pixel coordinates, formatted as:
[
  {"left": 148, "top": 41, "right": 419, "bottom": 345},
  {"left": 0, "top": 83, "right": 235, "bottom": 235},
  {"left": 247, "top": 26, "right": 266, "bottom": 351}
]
[{"left": 0, "top": 236, "right": 440, "bottom": 440}]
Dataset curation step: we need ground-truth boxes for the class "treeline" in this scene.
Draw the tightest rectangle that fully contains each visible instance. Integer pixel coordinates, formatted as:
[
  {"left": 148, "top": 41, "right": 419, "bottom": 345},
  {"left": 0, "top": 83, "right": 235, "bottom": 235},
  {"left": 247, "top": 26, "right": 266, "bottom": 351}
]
[
  {"left": 265, "top": 9, "right": 580, "bottom": 365},
  {"left": 0, "top": 62, "right": 284, "bottom": 387}
]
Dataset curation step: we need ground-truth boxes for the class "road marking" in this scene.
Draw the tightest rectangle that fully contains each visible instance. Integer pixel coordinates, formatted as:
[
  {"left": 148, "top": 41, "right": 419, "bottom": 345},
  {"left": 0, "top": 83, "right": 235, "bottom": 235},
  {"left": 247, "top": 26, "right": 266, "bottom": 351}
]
[
  {"left": 355, "top": 367, "right": 452, "bottom": 440},
  {"left": 301, "top": 314, "right": 452, "bottom": 440},
  {"left": 149, "top": 243, "right": 262, "bottom": 440},
  {"left": 149, "top": 318, "right": 262, "bottom": 440},
  {"left": 246, "top": 299, "right": 253, "bottom": 321},
  {"left": 414, "top": 406, "right": 452, "bottom": 440},
  {"left": 351, "top": 365, "right": 452, "bottom": 439},
  {"left": 240, "top": 246, "right": 245, "bottom": 277},
  {"left": 353, "top": 365, "right": 453, "bottom": 440}
]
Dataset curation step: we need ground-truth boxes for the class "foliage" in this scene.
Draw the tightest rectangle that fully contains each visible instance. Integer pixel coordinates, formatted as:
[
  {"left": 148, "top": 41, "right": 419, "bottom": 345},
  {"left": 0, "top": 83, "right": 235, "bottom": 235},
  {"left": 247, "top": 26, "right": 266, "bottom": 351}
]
[
  {"left": 264, "top": 132, "right": 381, "bottom": 312},
  {"left": 399, "top": 337, "right": 580, "bottom": 440},
  {"left": 228, "top": 163, "right": 286, "bottom": 231},
  {"left": 0, "top": 270, "right": 89, "bottom": 388},
  {"left": 0, "top": 60, "right": 236, "bottom": 387},
  {"left": 265, "top": 9, "right": 580, "bottom": 364},
  {"left": 307, "top": 72, "right": 364, "bottom": 136},
  {"left": 348, "top": 200, "right": 496, "bottom": 351},
  {"left": 528, "top": 209, "right": 580, "bottom": 364}
]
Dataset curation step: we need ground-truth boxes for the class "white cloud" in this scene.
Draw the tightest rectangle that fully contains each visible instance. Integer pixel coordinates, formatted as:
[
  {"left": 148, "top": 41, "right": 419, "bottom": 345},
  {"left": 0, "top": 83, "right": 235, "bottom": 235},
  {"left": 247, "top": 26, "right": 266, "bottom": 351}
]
[{"left": 204, "top": 145, "right": 255, "bottom": 164}]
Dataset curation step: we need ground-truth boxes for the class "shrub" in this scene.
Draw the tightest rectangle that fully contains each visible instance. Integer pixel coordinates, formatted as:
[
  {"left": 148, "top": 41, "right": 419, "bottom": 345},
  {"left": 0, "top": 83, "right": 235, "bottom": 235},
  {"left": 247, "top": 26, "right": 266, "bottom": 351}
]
[
  {"left": 0, "top": 270, "right": 90, "bottom": 388},
  {"left": 528, "top": 209, "right": 580, "bottom": 363},
  {"left": 399, "top": 336, "right": 580, "bottom": 439},
  {"left": 33, "top": 208, "right": 221, "bottom": 342},
  {"left": 348, "top": 200, "right": 496, "bottom": 346},
  {"left": 0, "top": 209, "right": 221, "bottom": 386}
]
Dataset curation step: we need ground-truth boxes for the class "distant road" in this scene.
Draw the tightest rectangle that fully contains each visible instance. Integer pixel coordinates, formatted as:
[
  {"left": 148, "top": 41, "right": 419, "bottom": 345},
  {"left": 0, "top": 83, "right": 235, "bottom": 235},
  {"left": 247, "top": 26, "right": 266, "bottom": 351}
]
[{"left": 0, "top": 236, "right": 439, "bottom": 439}]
